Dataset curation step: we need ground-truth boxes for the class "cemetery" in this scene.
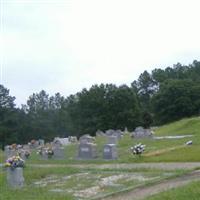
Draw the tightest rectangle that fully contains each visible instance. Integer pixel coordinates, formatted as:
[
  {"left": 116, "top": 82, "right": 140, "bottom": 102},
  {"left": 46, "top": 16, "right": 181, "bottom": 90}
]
[{"left": 1, "top": 117, "right": 200, "bottom": 200}]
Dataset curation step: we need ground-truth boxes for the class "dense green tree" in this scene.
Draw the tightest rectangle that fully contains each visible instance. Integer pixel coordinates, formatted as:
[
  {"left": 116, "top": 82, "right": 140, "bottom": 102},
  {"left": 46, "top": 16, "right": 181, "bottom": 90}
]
[
  {"left": 67, "top": 84, "right": 141, "bottom": 136},
  {"left": 0, "top": 85, "right": 17, "bottom": 148},
  {"left": 152, "top": 79, "right": 200, "bottom": 124}
]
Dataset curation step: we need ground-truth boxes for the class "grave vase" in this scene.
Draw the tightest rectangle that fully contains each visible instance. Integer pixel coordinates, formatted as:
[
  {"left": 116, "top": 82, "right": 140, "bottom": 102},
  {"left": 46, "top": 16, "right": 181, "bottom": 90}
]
[{"left": 7, "top": 167, "right": 24, "bottom": 188}]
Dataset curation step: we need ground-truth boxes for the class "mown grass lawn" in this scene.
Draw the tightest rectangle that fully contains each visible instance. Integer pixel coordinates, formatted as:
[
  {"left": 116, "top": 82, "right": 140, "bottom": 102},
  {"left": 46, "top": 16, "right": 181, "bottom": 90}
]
[
  {"left": 0, "top": 165, "right": 186, "bottom": 200},
  {"left": 24, "top": 116, "right": 200, "bottom": 164},
  {"left": 1, "top": 117, "right": 200, "bottom": 200},
  {"left": 146, "top": 180, "right": 200, "bottom": 200}
]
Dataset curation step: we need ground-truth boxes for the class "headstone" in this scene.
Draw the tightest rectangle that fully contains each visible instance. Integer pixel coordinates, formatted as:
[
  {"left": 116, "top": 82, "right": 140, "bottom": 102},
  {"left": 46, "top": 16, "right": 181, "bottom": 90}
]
[
  {"left": 105, "top": 129, "right": 115, "bottom": 136},
  {"left": 5, "top": 148, "right": 17, "bottom": 159},
  {"left": 124, "top": 127, "right": 128, "bottom": 134},
  {"left": 38, "top": 148, "right": 49, "bottom": 160},
  {"left": 7, "top": 167, "right": 24, "bottom": 188},
  {"left": 78, "top": 143, "right": 97, "bottom": 159},
  {"left": 52, "top": 147, "right": 65, "bottom": 160},
  {"left": 38, "top": 139, "right": 45, "bottom": 146},
  {"left": 113, "top": 130, "right": 123, "bottom": 139},
  {"left": 79, "top": 135, "right": 95, "bottom": 144},
  {"left": 69, "top": 136, "right": 77, "bottom": 143},
  {"left": 4, "top": 146, "right": 11, "bottom": 158},
  {"left": 29, "top": 140, "right": 39, "bottom": 149},
  {"left": 18, "top": 149, "right": 31, "bottom": 160},
  {"left": 132, "top": 127, "right": 153, "bottom": 138},
  {"left": 40, "top": 150, "right": 48, "bottom": 160},
  {"left": 107, "top": 135, "right": 118, "bottom": 144},
  {"left": 96, "top": 130, "right": 105, "bottom": 137},
  {"left": 103, "top": 144, "right": 118, "bottom": 159}
]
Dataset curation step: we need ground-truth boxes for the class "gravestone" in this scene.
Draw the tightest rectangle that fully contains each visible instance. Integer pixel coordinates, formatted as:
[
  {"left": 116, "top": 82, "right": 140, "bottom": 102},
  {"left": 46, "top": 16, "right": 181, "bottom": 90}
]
[
  {"left": 107, "top": 135, "right": 118, "bottom": 144},
  {"left": 69, "top": 136, "right": 77, "bottom": 143},
  {"left": 38, "top": 148, "right": 48, "bottom": 160},
  {"left": 18, "top": 149, "right": 30, "bottom": 160},
  {"left": 79, "top": 135, "right": 95, "bottom": 144},
  {"left": 113, "top": 130, "right": 123, "bottom": 139},
  {"left": 7, "top": 167, "right": 24, "bottom": 188},
  {"left": 5, "top": 147, "right": 17, "bottom": 159},
  {"left": 96, "top": 130, "right": 105, "bottom": 137},
  {"left": 105, "top": 129, "right": 115, "bottom": 136},
  {"left": 41, "top": 150, "right": 49, "bottom": 160},
  {"left": 103, "top": 144, "right": 118, "bottom": 159},
  {"left": 29, "top": 140, "right": 39, "bottom": 149},
  {"left": 38, "top": 139, "right": 45, "bottom": 146},
  {"left": 4, "top": 146, "right": 11, "bottom": 158},
  {"left": 52, "top": 147, "right": 65, "bottom": 160},
  {"left": 78, "top": 143, "right": 97, "bottom": 159},
  {"left": 132, "top": 127, "right": 153, "bottom": 138}
]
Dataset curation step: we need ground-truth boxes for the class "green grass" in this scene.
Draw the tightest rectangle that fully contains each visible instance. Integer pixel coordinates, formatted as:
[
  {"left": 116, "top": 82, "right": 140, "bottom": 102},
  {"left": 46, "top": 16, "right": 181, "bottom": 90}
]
[
  {"left": 146, "top": 180, "right": 200, "bottom": 200},
  {"left": 22, "top": 116, "right": 200, "bottom": 164},
  {"left": 155, "top": 117, "right": 200, "bottom": 136},
  {"left": 0, "top": 165, "right": 185, "bottom": 200},
  {"left": 1, "top": 117, "right": 200, "bottom": 199}
]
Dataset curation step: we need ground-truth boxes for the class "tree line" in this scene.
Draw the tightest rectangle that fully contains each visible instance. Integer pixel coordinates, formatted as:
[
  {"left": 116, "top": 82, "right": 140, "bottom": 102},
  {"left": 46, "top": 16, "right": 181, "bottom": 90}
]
[{"left": 1, "top": 60, "right": 200, "bottom": 147}]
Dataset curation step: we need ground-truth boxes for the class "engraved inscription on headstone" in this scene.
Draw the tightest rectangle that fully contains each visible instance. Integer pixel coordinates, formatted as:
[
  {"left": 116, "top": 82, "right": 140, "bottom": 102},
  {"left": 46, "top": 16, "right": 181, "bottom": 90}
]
[
  {"left": 52, "top": 147, "right": 65, "bottom": 160},
  {"left": 103, "top": 144, "right": 118, "bottom": 160},
  {"left": 78, "top": 143, "right": 97, "bottom": 159}
]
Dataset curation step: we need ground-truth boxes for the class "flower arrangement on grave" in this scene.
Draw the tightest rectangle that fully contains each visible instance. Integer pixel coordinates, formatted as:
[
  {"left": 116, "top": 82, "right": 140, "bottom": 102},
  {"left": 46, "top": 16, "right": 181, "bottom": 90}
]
[
  {"left": 131, "top": 143, "right": 145, "bottom": 155},
  {"left": 45, "top": 147, "right": 54, "bottom": 156},
  {"left": 5, "top": 155, "right": 25, "bottom": 170},
  {"left": 36, "top": 149, "right": 42, "bottom": 155}
]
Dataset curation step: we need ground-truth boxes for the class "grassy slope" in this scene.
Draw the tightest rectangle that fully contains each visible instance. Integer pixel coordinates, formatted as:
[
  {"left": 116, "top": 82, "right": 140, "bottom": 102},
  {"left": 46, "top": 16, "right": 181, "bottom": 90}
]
[
  {"left": 26, "top": 116, "right": 200, "bottom": 164},
  {"left": 1, "top": 117, "right": 200, "bottom": 200},
  {"left": 146, "top": 180, "right": 200, "bottom": 200}
]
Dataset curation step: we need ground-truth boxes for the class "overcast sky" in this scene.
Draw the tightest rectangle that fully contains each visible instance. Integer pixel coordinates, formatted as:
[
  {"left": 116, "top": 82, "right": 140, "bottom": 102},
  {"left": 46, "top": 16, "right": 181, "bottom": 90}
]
[{"left": 1, "top": 0, "right": 200, "bottom": 106}]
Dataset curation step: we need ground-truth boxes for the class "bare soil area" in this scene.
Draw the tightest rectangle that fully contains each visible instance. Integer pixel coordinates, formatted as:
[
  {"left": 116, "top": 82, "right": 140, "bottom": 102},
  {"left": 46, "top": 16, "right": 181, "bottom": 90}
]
[{"left": 101, "top": 170, "right": 200, "bottom": 200}]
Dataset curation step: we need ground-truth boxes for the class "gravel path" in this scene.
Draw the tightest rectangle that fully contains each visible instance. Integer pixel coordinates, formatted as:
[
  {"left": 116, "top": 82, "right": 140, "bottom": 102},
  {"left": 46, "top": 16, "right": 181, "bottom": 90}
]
[
  {"left": 100, "top": 170, "right": 200, "bottom": 200},
  {"left": 28, "top": 162, "right": 200, "bottom": 170}
]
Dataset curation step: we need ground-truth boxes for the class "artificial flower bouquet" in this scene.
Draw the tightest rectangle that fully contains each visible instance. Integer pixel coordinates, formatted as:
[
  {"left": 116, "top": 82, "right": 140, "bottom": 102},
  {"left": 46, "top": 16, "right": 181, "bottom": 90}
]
[
  {"left": 46, "top": 147, "right": 54, "bottom": 156},
  {"left": 5, "top": 155, "right": 25, "bottom": 169},
  {"left": 131, "top": 143, "right": 145, "bottom": 155}
]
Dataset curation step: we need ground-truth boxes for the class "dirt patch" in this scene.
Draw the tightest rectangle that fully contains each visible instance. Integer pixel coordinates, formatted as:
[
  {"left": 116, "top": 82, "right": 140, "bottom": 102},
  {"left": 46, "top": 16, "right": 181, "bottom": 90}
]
[
  {"left": 144, "top": 145, "right": 185, "bottom": 157},
  {"left": 100, "top": 170, "right": 200, "bottom": 200},
  {"left": 73, "top": 173, "right": 157, "bottom": 198}
]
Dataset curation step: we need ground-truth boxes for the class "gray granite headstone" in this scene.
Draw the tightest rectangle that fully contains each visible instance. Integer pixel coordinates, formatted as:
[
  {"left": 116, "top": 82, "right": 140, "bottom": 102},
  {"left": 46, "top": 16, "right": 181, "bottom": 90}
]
[
  {"left": 114, "top": 130, "right": 123, "bottom": 139},
  {"left": 52, "top": 147, "right": 65, "bottom": 160},
  {"left": 69, "top": 136, "right": 77, "bottom": 143},
  {"left": 103, "top": 144, "right": 118, "bottom": 159},
  {"left": 39, "top": 148, "right": 49, "bottom": 160},
  {"left": 105, "top": 129, "right": 115, "bottom": 136},
  {"left": 5, "top": 148, "right": 17, "bottom": 159},
  {"left": 132, "top": 127, "right": 153, "bottom": 138},
  {"left": 78, "top": 143, "right": 97, "bottom": 159},
  {"left": 107, "top": 135, "right": 118, "bottom": 144},
  {"left": 4, "top": 146, "right": 11, "bottom": 158},
  {"left": 7, "top": 167, "right": 24, "bottom": 188},
  {"left": 38, "top": 139, "right": 45, "bottom": 146},
  {"left": 41, "top": 151, "right": 49, "bottom": 160},
  {"left": 96, "top": 130, "right": 105, "bottom": 137},
  {"left": 79, "top": 135, "right": 95, "bottom": 144}
]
